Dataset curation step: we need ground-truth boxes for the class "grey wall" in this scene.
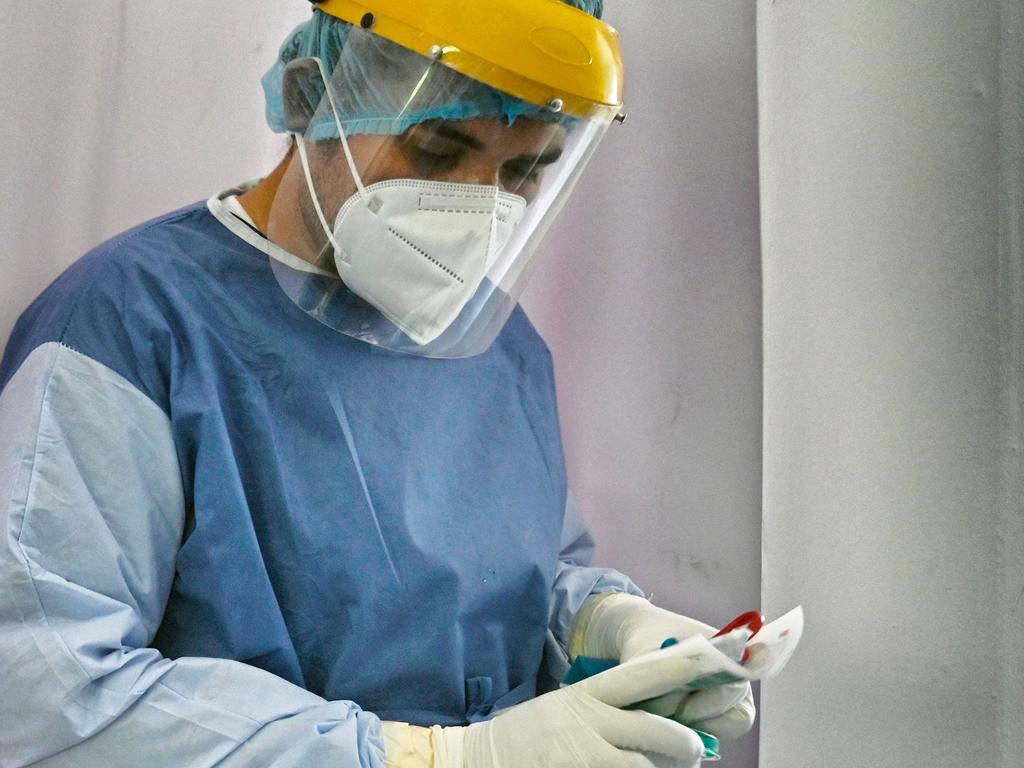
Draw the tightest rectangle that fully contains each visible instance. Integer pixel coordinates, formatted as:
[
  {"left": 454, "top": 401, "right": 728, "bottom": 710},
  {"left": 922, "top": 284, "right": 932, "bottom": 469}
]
[
  {"left": 758, "top": 1, "right": 1024, "bottom": 765},
  {"left": 523, "top": 3, "right": 763, "bottom": 766}
]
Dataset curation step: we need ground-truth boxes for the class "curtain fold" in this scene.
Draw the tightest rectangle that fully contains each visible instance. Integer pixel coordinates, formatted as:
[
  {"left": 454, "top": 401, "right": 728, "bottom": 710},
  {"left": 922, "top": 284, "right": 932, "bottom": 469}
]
[{"left": 0, "top": 0, "right": 307, "bottom": 349}]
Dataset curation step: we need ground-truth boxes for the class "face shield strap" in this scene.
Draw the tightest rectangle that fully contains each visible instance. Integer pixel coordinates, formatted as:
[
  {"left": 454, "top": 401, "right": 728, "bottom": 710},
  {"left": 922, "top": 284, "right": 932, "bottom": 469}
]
[
  {"left": 313, "top": 56, "right": 368, "bottom": 199},
  {"left": 293, "top": 133, "right": 341, "bottom": 256},
  {"left": 291, "top": 56, "right": 374, "bottom": 258}
]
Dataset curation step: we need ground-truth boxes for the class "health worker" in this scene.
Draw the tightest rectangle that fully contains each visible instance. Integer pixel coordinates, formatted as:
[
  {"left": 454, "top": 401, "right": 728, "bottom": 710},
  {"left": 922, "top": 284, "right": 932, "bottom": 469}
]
[{"left": 0, "top": 1, "right": 755, "bottom": 766}]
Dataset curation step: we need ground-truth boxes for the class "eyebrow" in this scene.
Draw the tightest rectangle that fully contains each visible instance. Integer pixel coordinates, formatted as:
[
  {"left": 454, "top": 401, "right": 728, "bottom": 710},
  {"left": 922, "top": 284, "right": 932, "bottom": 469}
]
[
  {"left": 431, "top": 123, "right": 564, "bottom": 166},
  {"left": 432, "top": 123, "right": 487, "bottom": 150}
]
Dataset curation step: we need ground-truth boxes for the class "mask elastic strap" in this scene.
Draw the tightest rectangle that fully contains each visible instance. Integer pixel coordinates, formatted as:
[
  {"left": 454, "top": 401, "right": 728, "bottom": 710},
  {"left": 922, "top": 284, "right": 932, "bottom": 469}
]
[
  {"left": 312, "top": 57, "right": 369, "bottom": 200},
  {"left": 293, "top": 133, "right": 341, "bottom": 254},
  {"left": 291, "top": 57, "right": 374, "bottom": 255}
]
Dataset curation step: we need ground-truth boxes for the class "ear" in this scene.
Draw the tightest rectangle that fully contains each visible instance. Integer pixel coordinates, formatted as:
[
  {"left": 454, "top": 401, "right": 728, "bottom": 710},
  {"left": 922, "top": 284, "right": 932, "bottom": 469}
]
[{"left": 282, "top": 57, "right": 327, "bottom": 133}]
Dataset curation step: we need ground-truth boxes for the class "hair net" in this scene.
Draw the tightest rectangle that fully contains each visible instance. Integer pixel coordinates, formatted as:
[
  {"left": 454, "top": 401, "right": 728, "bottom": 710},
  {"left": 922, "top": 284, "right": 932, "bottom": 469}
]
[{"left": 262, "top": 0, "right": 606, "bottom": 137}]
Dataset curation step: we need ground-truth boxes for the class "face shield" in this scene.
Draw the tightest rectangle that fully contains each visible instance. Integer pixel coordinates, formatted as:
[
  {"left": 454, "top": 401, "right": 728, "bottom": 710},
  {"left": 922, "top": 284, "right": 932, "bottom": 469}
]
[{"left": 265, "top": 0, "right": 625, "bottom": 358}]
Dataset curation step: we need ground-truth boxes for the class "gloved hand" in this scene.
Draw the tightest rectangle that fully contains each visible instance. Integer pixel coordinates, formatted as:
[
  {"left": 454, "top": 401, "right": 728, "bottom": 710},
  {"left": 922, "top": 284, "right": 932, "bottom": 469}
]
[
  {"left": 381, "top": 642, "right": 718, "bottom": 768},
  {"left": 568, "top": 592, "right": 756, "bottom": 739}
]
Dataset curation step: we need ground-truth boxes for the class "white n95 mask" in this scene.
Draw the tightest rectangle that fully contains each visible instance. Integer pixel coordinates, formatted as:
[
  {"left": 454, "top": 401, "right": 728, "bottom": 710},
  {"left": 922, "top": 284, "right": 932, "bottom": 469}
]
[
  {"left": 329, "top": 180, "right": 525, "bottom": 345},
  {"left": 292, "top": 56, "right": 527, "bottom": 346}
]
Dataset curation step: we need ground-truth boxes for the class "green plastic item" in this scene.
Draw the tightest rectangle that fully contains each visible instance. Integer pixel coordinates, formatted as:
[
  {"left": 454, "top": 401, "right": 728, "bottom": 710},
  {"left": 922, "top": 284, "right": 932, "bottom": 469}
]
[
  {"left": 562, "top": 654, "right": 619, "bottom": 685},
  {"left": 693, "top": 729, "right": 720, "bottom": 761}
]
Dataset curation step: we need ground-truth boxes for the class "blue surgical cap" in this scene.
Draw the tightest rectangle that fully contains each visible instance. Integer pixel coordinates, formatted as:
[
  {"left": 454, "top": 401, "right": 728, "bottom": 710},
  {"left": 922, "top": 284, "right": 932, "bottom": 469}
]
[{"left": 262, "top": 1, "right": 605, "bottom": 137}]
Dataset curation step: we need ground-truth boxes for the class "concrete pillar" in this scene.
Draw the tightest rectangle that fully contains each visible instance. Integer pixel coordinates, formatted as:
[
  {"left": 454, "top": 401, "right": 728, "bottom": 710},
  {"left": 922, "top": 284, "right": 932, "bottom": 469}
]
[{"left": 757, "top": 1, "right": 1023, "bottom": 766}]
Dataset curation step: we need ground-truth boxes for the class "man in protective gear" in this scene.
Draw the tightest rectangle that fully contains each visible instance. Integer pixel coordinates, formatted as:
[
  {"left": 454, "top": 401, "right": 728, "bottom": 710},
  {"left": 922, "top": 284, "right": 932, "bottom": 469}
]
[{"left": 0, "top": 2, "right": 754, "bottom": 765}]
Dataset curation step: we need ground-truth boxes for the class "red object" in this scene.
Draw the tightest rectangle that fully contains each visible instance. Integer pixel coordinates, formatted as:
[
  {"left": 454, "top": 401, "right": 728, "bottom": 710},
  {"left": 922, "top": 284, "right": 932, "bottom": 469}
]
[{"left": 713, "top": 610, "right": 764, "bottom": 664}]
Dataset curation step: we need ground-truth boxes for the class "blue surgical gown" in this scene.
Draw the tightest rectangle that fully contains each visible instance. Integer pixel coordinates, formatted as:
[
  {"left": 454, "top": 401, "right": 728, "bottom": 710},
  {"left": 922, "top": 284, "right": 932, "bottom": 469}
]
[{"left": 0, "top": 194, "right": 642, "bottom": 767}]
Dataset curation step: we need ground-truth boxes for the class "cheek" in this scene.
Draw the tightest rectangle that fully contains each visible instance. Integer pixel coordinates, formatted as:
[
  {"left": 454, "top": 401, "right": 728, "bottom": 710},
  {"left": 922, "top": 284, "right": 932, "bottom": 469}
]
[
  {"left": 317, "top": 165, "right": 359, "bottom": 216},
  {"left": 350, "top": 138, "right": 417, "bottom": 185}
]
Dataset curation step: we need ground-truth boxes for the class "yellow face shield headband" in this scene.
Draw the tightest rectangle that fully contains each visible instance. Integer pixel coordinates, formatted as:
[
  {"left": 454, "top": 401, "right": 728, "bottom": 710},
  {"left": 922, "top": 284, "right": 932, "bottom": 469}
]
[{"left": 309, "top": 0, "right": 625, "bottom": 122}]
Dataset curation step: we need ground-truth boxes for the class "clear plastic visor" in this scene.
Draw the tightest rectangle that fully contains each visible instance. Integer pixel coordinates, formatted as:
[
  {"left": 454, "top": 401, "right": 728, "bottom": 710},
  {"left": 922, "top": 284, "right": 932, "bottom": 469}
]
[{"left": 266, "top": 26, "right": 612, "bottom": 358}]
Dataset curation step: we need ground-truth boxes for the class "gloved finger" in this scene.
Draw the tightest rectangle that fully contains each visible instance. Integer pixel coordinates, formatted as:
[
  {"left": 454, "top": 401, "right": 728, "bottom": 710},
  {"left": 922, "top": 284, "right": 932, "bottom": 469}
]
[
  {"left": 686, "top": 689, "right": 756, "bottom": 741},
  {"left": 590, "top": 701, "right": 705, "bottom": 762},
  {"left": 640, "top": 752, "right": 703, "bottom": 768},
  {"left": 612, "top": 751, "right": 663, "bottom": 768},
  {"left": 618, "top": 616, "right": 718, "bottom": 664},
  {"left": 630, "top": 689, "right": 688, "bottom": 718},
  {"left": 579, "top": 634, "right": 725, "bottom": 708},
  {"left": 677, "top": 681, "right": 750, "bottom": 723},
  {"left": 615, "top": 749, "right": 701, "bottom": 768}
]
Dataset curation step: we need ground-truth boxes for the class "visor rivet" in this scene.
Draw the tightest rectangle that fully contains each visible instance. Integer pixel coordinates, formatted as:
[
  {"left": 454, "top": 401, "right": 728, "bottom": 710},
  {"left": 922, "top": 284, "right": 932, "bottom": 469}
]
[
  {"left": 614, "top": 112, "right": 629, "bottom": 125},
  {"left": 360, "top": 12, "right": 375, "bottom": 29},
  {"left": 546, "top": 97, "right": 564, "bottom": 114},
  {"left": 429, "top": 45, "right": 444, "bottom": 60}
]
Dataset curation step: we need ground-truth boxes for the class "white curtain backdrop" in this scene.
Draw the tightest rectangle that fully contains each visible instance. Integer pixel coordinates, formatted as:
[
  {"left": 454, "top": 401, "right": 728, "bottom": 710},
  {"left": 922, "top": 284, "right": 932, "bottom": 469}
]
[
  {"left": 1, "top": 1, "right": 759, "bottom": 767},
  {"left": 527, "top": 2, "right": 762, "bottom": 618},
  {"left": 524, "top": 3, "right": 763, "bottom": 762},
  {"left": 0, "top": 1, "right": 308, "bottom": 347}
]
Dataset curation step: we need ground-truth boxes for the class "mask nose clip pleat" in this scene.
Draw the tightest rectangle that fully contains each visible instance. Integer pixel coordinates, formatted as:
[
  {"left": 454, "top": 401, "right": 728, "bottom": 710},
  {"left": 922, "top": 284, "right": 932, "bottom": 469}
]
[{"left": 332, "top": 181, "right": 526, "bottom": 346}]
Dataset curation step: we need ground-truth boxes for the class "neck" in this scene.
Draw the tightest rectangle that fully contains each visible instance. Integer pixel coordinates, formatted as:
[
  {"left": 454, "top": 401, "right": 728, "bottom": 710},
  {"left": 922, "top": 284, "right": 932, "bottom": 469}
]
[{"left": 238, "top": 142, "right": 295, "bottom": 234}]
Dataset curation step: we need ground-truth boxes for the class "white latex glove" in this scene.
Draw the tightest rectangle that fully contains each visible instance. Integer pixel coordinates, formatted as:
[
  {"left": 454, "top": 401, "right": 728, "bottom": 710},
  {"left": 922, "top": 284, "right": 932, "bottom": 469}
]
[
  {"left": 381, "top": 641, "right": 719, "bottom": 768},
  {"left": 568, "top": 592, "right": 756, "bottom": 739}
]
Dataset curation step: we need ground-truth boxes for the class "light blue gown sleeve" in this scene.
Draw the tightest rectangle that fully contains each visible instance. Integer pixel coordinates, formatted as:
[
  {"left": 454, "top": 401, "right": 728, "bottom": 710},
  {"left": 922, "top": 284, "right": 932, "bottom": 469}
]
[
  {"left": 543, "top": 491, "right": 645, "bottom": 683},
  {"left": 0, "top": 343, "right": 386, "bottom": 768}
]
